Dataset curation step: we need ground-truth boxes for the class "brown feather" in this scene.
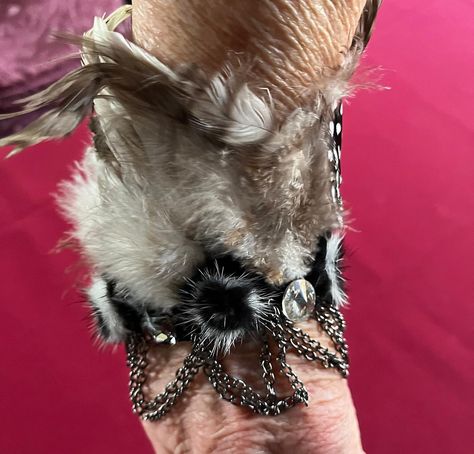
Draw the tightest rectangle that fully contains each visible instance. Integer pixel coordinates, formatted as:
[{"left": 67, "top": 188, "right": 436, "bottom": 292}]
[{"left": 0, "top": 6, "right": 381, "bottom": 286}]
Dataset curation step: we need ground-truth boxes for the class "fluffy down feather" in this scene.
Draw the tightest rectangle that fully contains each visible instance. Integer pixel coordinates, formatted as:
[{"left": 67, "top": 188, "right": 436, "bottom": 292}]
[{"left": 0, "top": 3, "right": 381, "bottom": 320}]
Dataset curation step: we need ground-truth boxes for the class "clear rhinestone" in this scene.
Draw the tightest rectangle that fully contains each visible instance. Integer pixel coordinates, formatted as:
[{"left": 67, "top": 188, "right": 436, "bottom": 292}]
[
  {"left": 152, "top": 331, "right": 176, "bottom": 345},
  {"left": 282, "top": 279, "right": 316, "bottom": 321}
]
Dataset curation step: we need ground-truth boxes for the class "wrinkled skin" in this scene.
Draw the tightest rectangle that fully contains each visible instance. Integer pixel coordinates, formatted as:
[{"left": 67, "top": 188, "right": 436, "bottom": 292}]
[
  {"left": 140, "top": 324, "right": 363, "bottom": 454},
  {"left": 132, "top": 1, "right": 366, "bottom": 452}
]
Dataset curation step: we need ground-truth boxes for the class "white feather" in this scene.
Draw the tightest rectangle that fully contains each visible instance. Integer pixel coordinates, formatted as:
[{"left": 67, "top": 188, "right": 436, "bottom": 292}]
[{"left": 57, "top": 148, "right": 204, "bottom": 310}]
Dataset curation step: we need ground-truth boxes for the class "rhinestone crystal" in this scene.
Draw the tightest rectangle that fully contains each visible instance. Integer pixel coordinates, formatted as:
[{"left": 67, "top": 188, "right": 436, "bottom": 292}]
[
  {"left": 152, "top": 331, "right": 176, "bottom": 345},
  {"left": 281, "top": 279, "right": 316, "bottom": 321}
]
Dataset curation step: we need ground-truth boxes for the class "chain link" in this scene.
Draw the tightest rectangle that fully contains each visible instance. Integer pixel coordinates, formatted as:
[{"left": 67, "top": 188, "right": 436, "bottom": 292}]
[
  {"left": 126, "top": 301, "right": 349, "bottom": 421},
  {"left": 126, "top": 335, "right": 203, "bottom": 421},
  {"left": 260, "top": 337, "right": 277, "bottom": 398}
]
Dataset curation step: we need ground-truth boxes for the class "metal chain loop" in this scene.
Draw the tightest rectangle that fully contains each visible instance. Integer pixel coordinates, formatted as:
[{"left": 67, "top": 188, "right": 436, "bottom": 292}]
[
  {"left": 126, "top": 301, "right": 349, "bottom": 421},
  {"left": 126, "top": 335, "right": 203, "bottom": 421},
  {"left": 260, "top": 337, "right": 277, "bottom": 398}
]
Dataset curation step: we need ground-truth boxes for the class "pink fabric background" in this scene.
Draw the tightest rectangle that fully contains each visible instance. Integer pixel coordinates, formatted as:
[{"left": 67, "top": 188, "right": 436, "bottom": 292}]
[{"left": 0, "top": 1, "right": 472, "bottom": 453}]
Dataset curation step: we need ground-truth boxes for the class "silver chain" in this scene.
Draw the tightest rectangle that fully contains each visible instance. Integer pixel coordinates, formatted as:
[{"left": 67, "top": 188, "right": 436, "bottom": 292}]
[
  {"left": 126, "top": 336, "right": 202, "bottom": 421},
  {"left": 126, "top": 302, "right": 348, "bottom": 421}
]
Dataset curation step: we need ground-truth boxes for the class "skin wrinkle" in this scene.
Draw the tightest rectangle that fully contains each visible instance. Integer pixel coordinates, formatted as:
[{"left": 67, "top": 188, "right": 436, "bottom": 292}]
[
  {"left": 333, "top": 1, "right": 357, "bottom": 46},
  {"left": 294, "top": 1, "right": 330, "bottom": 64},
  {"left": 271, "top": 12, "right": 319, "bottom": 74},
  {"left": 243, "top": 29, "right": 306, "bottom": 111},
  {"left": 320, "top": 1, "right": 350, "bottom": 48},
  {"left": 251, "top": 3, "right": 324, "bottom": 111},
  {"left": 133, "top": 0, "right": 366, "bottom": 115},
  {"left": 251, "top": 51, "right": 300, "bottom": 111},
  {"left": 324, "top": 1, "right": 343, "bottom": 38},
  {"left": 211, "top": 387, "right": 342, "bottom": 452},
  {"left": 257, "top": 1, "right": 320, "bottom": 78},
  {"left": 141, "top": 323, "right": 362, "bottom": 453},
  {"left": 256, "top": 30, "right": 311, "bottom": 87}
]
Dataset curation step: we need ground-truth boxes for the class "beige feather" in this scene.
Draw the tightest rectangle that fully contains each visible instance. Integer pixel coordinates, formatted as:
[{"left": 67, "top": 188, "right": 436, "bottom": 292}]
[{"left": 0, "top": 4, "right": 382, "bottom": 297}]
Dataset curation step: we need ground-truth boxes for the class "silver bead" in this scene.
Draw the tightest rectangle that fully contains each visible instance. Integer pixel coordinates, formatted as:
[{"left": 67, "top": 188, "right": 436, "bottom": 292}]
[{"left": 281, "top": 279, "right": 316, "bottom": 322}]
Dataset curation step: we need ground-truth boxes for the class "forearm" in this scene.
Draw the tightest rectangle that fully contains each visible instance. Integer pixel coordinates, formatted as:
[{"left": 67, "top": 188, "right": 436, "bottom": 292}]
[{"left": 131, "top": 1, "right": 366, "bottom": 452}]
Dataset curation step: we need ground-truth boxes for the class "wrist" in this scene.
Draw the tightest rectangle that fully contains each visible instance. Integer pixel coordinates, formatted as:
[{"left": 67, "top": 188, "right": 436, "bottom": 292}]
[{"left": 140, "top": 328, "right": 362, "bottom": 454}]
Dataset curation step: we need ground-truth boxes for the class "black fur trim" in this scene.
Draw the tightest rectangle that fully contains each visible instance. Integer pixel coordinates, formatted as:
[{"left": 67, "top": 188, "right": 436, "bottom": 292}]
[
  {"left": 192, "top": 280, "right": 255, "bottom": 330},
  {"left": 89, "top": 235, "right": 345, "bottom": 343},
  {"left": 105, "top": 279, "right": 144, "bottom": 333},
  {"left": 173, "top": 255, "right": 272, "bottom": 348},
  {"left": 306, "top": 236, "right": 332, "bottom": 304}
]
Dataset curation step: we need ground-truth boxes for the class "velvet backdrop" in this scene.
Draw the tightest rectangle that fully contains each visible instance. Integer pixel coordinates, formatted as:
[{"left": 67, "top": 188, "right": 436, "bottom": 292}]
[{"left": 1, "top": 2, "right": 472, "bottom": 453}]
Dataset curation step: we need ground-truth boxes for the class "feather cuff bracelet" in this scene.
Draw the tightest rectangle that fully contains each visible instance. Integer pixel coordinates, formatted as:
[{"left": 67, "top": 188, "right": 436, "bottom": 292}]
[{"left": 0, "top": 3, "right": 381, "bottom": 420}]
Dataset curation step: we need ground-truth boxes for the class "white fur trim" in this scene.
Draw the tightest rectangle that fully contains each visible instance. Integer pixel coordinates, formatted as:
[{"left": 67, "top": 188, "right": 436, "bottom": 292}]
[
  {"left": 87, "top": 275, "right": 126, "bottom": 342},
  {"left": 57, "top": 149, "right": 204, "bottom": 309}
]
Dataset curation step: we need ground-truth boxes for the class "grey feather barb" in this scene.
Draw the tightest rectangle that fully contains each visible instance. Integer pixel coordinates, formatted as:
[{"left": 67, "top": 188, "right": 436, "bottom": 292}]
[
  {"left": 0, "top": 0, "right": 382, "bottom": 157},
  {"left": 0, "top": 3, "right": 381, "bottom": 289},
  {"left": 0, "top": 35, "right": 274, "bottom": 157}
]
